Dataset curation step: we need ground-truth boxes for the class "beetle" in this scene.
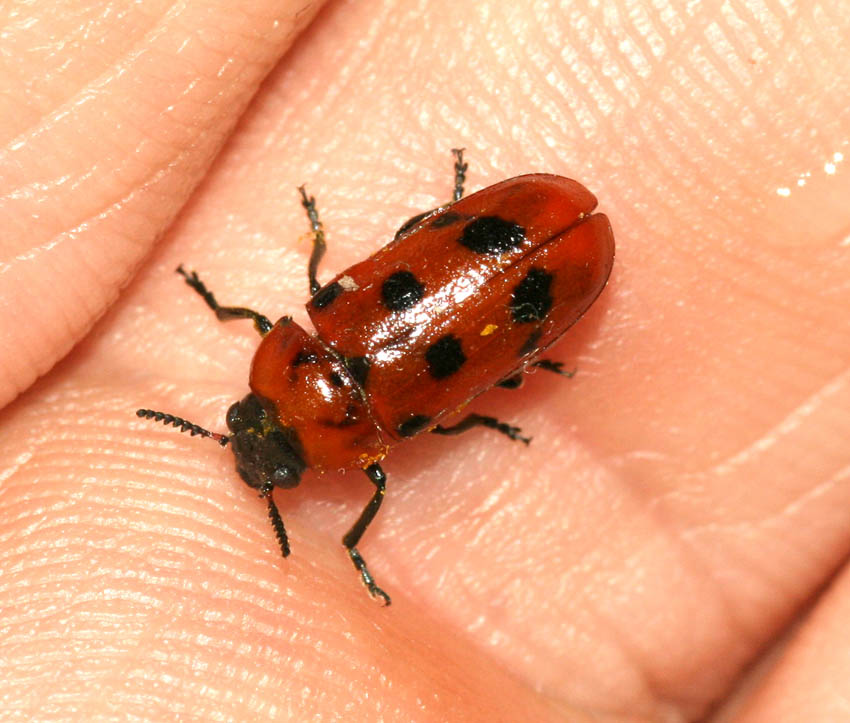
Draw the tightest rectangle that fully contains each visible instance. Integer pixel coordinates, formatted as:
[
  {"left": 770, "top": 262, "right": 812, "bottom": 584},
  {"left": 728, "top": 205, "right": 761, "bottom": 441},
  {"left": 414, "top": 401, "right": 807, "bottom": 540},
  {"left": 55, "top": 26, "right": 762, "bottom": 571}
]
[{"left": 137, "top": 150, "right": 614, "bottom": 605}]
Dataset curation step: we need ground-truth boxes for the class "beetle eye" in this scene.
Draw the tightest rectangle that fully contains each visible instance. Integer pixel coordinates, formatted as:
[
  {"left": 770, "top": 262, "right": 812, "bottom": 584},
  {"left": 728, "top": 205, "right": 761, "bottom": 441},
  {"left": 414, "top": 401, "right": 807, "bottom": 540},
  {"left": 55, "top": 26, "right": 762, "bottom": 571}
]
[{"left": 226, "top": 402, "right": 241, "bottom": 429}]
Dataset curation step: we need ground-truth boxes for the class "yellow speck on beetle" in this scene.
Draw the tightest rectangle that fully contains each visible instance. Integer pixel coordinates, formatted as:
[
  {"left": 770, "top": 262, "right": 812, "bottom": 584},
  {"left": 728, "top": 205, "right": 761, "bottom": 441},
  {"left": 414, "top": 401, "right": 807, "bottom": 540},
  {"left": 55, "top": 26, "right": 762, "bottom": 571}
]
[{"left": 480, "top": 324, "right": 498, "bottom": 336}]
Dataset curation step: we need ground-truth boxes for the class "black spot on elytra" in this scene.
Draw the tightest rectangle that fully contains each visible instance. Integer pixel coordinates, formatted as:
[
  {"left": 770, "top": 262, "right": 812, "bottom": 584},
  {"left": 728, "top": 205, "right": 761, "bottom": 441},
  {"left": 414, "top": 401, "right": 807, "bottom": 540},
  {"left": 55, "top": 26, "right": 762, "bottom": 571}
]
[
  {"left": 311, "top": 281, "right": 342, "bottom": 309},
  {"left": 397, "top": 414, "right": 432, "bottom": 438},
  {"left": 381, "top": 270, "right": 424, "bottom": 312},
  {"left": 344, "top": 356, "right": 371, "bottom": 388},
  {"left": 329, "top": 371, "right": 344, "bottom": 388},
  {"left": 431, "top": 211, "right": 464, "bottom": 228},
  {"left": 425, "top": 334, "right": 466, "bottom": 379},
  {"left": 322, "top": 404, "right": 361, "bottom": 428},
  {"left": 510, "top": 268, "right": 553, "bottom": 323},
  {"left": 292, "top": 350, "right": 318, "bottom": 367},
  {"left": 339, "top": 404, "right": 361, "bottom": 427},
  {"left": 459, "top": 216, "right": 526, "bottom": 255},
  {"left": 519, "top": 328, "right": 543, "bottom": 357}
]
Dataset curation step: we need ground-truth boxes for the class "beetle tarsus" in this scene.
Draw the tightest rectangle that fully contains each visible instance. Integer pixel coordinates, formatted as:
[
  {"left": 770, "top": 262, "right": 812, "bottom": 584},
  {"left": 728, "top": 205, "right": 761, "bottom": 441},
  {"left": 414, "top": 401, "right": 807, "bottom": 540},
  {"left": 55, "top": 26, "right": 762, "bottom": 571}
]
[
  {"left": 349, "top": 547, "right": 391, "bottom": 605},
  {"left": 532, "top": 359, "right": 576, "bottom": 378},
  {"left": 432, "top": 413, "right": 531, "bottom": 445}
]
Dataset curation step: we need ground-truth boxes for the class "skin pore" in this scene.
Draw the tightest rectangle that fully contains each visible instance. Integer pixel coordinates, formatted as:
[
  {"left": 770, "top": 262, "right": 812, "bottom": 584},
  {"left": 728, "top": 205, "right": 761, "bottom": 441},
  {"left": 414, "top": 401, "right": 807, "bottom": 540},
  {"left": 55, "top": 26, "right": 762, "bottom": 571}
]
[{"left": 1, "top": 1, "right": 849, "bottom": 720}]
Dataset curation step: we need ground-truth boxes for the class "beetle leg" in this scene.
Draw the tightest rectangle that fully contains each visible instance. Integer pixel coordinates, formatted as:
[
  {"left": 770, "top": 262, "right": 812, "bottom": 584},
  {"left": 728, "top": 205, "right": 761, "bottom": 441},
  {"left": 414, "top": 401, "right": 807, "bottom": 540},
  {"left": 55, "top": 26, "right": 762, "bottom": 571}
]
[
  {"left": 393, "top": 148, "right": 470, "bottom": 239},
  {"left": 343, "top": 464, "right": 391, "bottom": 605},
  {"left": 176, "top": 266, "right": 273, "bottom": 336},
  {"left": 298, "top": 186, "right": 327, "bottom": 297},
  {"left": 532, "top": 360, "right": 576, "bottom": 378},
  {"left": 499, "top": 362, "right": 576, "bottom": 390},
  {"left": 432, "top": 413, "right": 530, "bottom": 445},
  {"left": 451, "top": 147, "right": 467, "bottom": 201}
]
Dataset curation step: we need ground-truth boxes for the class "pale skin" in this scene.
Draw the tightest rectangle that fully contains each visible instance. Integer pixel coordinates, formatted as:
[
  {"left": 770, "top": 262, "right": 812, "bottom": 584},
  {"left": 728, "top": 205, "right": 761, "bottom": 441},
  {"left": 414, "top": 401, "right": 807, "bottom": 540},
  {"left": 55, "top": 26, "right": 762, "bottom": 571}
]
[{"left": 1, "top": 1, "right": 849, "bottom": 720}]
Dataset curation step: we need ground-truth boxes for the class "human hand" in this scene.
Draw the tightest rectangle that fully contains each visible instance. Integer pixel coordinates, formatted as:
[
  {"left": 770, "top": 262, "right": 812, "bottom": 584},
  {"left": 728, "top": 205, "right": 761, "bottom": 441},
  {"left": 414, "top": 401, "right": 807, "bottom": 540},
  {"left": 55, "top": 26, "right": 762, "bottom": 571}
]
[{"left": 2, "top": 1, "right": 849, "bottom": 720}]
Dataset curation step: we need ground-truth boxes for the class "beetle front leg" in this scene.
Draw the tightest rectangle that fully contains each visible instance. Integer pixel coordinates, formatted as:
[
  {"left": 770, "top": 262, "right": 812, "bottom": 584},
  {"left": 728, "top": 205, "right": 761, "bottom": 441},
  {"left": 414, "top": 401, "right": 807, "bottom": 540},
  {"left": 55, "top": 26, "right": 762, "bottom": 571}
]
[
  {"left": 177, "top": 266, "right": 273, "bottom": 336},
  {"left": 343, "top": 463, "right": 391, "bottom": 605}
]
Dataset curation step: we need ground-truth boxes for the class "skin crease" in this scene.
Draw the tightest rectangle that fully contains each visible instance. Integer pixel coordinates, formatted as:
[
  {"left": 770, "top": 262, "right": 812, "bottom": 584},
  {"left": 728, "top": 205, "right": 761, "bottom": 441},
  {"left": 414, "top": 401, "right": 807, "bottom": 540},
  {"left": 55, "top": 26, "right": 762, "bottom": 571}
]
[{"left": 0, "top": 0, "right": 849, "bottom": 720}]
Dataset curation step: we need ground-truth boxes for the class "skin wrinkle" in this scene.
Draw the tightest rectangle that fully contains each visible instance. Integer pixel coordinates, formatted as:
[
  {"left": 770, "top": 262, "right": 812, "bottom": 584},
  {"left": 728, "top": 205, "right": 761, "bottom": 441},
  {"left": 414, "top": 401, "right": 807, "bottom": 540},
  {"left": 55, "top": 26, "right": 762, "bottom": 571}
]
[
  {"left": 2, "top": 0, "right": 850, "bottom": 720},
  {"left": 701, "top": 369, "right": 848, "bottom": 477},
  {"left": 584, "top": 455, "right": 754, "bottom": 717},
  {"left": 0, "top": 1, "right": 314, "bottom": 407}
]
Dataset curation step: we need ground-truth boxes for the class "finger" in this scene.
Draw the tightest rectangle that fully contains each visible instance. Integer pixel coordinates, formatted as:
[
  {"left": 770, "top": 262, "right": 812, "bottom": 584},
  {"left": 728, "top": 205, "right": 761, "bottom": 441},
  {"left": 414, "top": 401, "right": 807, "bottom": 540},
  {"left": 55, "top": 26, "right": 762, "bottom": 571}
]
[
  {"left": 0, "top": 0, "right": 322, "bottom": 408},
  {"left": 717, "top": 559, "right": 850, "bottom": 721}
]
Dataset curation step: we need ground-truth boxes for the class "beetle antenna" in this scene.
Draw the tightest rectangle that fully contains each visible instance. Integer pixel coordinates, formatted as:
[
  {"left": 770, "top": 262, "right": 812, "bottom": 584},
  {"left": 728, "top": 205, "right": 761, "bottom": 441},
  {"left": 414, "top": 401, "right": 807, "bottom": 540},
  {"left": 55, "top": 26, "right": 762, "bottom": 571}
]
[
  {"left": 260, "top": 483, "right": 291, "bottom": 557},
  {"left": 136, "top": 409, "right": 230, "bottom": 446}
]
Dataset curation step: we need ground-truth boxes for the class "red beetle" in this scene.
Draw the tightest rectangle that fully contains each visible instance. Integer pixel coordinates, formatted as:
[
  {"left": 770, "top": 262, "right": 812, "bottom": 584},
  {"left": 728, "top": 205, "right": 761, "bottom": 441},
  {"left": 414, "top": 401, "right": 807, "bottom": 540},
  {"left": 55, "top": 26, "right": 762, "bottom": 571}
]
[{"left": 138, "top": 151, "right": 614, "bottom": 605}]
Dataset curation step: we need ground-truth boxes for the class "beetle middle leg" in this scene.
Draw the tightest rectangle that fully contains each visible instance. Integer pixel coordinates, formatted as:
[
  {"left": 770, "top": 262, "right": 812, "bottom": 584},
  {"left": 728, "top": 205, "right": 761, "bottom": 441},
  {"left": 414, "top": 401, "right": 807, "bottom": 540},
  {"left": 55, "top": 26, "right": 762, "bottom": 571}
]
[
  {"left": 343, "top": 463, "right": 391, "bottom": 605},
  {"left": 450, "top": 147, "right": 467, "bottom": 201},
  {"left": 394, "top": 148, "right": 469, "bottom": 239},
  {"left": 177, "top": 266, "right": 272, "bottom": 336},
  {"left": 432, "top": 412, "right": 530, "bottom": 445}
]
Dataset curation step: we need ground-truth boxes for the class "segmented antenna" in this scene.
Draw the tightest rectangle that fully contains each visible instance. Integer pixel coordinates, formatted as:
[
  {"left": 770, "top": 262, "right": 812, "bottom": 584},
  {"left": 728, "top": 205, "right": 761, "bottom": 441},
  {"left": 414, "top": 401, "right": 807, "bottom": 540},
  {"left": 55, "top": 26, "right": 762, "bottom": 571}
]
[
  {"left": 260, "top": 482, "right": 290, "bottom": 557},
  {"left": 136, "top": 409, "right": 230, "bottom": 446}
]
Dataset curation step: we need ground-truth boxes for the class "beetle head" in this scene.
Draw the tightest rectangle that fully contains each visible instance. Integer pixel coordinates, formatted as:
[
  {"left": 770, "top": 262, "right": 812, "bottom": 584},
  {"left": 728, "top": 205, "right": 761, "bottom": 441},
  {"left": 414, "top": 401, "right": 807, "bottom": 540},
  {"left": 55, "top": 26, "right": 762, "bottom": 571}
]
[{"left": 226, "top": 393, "right": 307, "bottom": 492}]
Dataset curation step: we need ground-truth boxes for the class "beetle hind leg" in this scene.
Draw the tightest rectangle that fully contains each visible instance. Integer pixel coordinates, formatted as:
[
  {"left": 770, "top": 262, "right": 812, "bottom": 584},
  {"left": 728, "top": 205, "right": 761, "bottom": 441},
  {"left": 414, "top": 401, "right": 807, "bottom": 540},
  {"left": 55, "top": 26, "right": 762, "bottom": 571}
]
[
  {"left": 497, "top": 362, "right": 577, "bottom": 391},
  {"left": 432, "top": 413, "right": 531, "bottom": 445},
  {"left": 532, "top": 359, "right": 576, "bottom": 378}
]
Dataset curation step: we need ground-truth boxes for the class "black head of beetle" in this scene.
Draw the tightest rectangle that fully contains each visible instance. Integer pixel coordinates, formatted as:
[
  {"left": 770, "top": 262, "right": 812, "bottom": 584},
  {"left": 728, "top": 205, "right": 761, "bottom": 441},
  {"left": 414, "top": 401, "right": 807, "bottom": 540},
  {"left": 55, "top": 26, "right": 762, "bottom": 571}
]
[
  {"left": 225, "top": 393, "right": 307, "bottom": 491},
  {"left": 136, "top": 392, "right": 307, "bottom": 560}
]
